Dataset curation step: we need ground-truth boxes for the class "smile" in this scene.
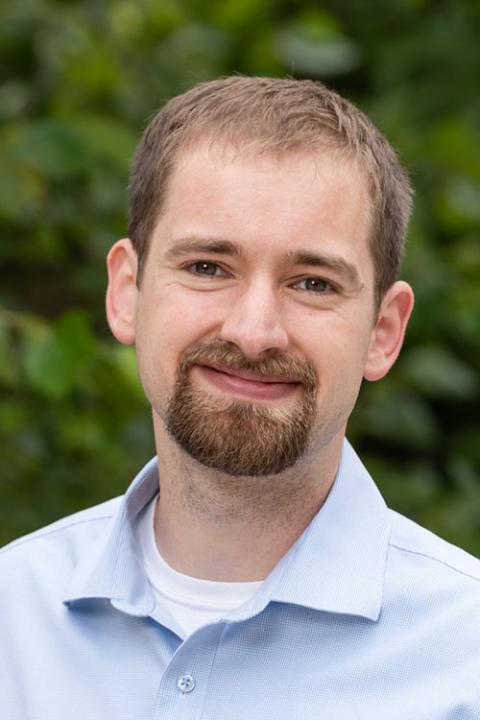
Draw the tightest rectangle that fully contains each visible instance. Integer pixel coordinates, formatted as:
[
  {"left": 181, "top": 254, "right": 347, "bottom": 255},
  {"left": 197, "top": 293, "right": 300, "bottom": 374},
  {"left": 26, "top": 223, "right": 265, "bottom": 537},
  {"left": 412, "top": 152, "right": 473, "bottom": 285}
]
[{"left": 195, "top": 364, "right": 302, "bottom": 401}]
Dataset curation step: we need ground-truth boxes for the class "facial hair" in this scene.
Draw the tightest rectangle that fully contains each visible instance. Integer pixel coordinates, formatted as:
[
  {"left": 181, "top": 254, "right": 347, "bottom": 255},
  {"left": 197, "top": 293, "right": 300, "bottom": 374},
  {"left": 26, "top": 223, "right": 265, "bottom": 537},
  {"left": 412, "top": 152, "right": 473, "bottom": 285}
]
[{"left": 165, "top": 339, "right": 318, "bottom": 476}]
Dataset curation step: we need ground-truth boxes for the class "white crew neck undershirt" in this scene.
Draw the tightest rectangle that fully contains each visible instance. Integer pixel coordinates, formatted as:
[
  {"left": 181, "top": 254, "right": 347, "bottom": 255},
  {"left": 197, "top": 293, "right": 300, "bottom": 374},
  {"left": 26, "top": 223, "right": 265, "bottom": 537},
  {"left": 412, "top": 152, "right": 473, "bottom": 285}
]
[{"left": 136, "top": 494, "right": 263, "bottom": 638}]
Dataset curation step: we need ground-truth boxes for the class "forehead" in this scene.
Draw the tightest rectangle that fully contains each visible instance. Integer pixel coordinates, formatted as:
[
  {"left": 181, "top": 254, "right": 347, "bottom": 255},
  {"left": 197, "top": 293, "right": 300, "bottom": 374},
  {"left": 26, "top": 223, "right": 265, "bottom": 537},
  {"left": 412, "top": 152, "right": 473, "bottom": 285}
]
[
  {"left": 173, "top": 139, "right": 365, "bottom": 188},
  {"left": 154, "top": 142, "right": 374, "bottom": 273},
  {"left": 167, "top": 142, "right": 370, "bottom": 214}
]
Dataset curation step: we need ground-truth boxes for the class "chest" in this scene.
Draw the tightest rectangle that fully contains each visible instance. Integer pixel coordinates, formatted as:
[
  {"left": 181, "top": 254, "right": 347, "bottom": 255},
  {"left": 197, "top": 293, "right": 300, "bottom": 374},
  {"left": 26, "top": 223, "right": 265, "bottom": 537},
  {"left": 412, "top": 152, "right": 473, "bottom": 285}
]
[{"left": 3, "top": 604, "right": 476, "bottom": 720}]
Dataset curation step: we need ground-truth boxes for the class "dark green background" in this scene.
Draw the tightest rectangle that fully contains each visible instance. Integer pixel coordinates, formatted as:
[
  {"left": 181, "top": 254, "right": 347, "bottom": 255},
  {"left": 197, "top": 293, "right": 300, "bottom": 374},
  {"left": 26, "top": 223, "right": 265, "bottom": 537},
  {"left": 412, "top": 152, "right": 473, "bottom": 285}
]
[{"left": 1, "top": 0, "right": 479, "bottom": 552}]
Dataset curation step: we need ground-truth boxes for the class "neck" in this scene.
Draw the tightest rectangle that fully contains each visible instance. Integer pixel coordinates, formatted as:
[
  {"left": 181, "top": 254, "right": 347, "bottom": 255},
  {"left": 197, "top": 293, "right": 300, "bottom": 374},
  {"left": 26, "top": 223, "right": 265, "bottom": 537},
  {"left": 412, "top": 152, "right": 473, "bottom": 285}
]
[{"left": 151, "top": 415, "right": 344, "bottom": 582}]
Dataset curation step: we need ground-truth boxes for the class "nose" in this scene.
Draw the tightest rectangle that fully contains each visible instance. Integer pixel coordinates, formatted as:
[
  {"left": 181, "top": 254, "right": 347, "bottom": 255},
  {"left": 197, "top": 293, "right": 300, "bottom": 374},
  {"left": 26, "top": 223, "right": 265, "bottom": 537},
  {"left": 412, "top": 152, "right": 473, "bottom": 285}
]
[{"left": 219, "top": 279, "right": 289, "bottom": 358}]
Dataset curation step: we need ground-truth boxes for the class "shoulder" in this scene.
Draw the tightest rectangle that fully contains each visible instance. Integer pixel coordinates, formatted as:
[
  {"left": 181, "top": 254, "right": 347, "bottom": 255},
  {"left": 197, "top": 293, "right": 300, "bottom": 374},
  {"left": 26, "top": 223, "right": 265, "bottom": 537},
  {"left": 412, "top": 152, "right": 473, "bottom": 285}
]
[
  {"left": 388, "top": 509, "right": 480, "bottom": 582},
  {"left": 0, "top": 497, "right": 122, "bottom": 573},
  {"left": 382, "top": 511, "right": 480, "bottom": 683}
]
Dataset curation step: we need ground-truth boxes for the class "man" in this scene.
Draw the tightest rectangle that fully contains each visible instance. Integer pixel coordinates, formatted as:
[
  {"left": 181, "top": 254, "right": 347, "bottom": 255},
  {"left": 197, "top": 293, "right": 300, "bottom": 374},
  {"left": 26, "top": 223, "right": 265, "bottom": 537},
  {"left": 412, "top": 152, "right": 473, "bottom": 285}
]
[{"left": 1, "top": 77, "right": 479, "bottom": 719}]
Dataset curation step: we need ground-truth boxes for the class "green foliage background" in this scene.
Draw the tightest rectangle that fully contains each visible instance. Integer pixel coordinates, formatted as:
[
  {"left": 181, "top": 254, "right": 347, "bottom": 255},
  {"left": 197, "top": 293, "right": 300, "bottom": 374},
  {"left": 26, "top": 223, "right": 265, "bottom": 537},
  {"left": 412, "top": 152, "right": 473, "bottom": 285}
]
[{"left": 1, "top": 0, "right": 479, "bottom": 552}]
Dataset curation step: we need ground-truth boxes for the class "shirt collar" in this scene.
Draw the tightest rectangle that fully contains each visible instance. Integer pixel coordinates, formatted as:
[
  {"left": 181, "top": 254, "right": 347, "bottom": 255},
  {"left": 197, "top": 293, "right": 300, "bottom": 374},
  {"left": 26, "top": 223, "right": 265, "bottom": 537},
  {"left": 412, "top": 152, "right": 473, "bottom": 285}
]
[
  {"left": 64, "top": 440, "right": 390, "bottom": 622},
  {"left": 63, "top": 457, "right": 159, "bottom": 615},
  {"left": 267, "top": 439, "right": 390, "bottom": 620}
]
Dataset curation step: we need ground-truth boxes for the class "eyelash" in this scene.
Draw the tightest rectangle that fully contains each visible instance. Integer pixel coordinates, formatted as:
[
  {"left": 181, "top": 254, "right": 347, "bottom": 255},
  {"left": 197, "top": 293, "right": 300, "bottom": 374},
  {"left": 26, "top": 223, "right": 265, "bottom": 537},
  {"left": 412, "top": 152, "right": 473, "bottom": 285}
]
[
  {"left": 187, "top": 261, "right": 229, "bottom": 277},
  {"left": 185, "top": 261, "right": 338, "bottom": 295},
  {"left": 291, "top": 277, "right": 337, "bottom": 294}
]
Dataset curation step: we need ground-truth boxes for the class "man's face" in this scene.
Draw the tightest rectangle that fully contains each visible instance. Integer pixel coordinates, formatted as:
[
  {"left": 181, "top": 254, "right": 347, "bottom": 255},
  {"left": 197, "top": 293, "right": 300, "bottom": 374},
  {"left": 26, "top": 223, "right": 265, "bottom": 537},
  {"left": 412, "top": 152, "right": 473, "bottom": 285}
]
[{"left": 126, "top": 144, "right": 382, "bottom": 475}]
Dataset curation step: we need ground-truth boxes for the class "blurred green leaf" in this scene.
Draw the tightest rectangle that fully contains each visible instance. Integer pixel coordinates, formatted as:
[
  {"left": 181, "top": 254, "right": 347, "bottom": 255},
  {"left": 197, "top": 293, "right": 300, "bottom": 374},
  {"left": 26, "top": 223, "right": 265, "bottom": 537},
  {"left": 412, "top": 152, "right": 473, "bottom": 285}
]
[
  {"left": 22, "top": 322, "right": 66, "bottom": 398},
  {"left": 12, "top": 120, "right": 90, "bottom": 181},
  {"left": 363, "top": 388, "right": 438, "bottom": 449},
  {"left": 0, "top": 319, "right": 19, "bottom": 386},
  {"left": 22, "top": 311, "right": 95, "bottom": 399},
  {"left": 401, "top": 345, "right": 478, "bottom": 399},
  {"left": 274, "top": 16, "right": 361, "bottom": 77}
]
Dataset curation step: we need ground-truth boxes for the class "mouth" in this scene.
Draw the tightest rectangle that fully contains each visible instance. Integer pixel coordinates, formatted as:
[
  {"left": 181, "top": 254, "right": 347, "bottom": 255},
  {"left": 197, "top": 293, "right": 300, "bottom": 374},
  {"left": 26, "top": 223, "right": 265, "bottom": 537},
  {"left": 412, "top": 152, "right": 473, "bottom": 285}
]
[{"left": 194, "top": 363, "right": 302, "bottom": 401}]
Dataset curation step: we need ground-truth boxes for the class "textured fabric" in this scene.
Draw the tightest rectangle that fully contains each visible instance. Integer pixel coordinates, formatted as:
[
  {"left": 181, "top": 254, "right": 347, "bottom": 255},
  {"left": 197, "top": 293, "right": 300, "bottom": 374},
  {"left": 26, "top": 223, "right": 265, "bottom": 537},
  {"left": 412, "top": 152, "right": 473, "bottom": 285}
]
[
  {"left": 1, "top": 440, "right": 480, "bottom": 719},
  {"left": 136, "top": 494, "right": 263, "bottom": 638}
]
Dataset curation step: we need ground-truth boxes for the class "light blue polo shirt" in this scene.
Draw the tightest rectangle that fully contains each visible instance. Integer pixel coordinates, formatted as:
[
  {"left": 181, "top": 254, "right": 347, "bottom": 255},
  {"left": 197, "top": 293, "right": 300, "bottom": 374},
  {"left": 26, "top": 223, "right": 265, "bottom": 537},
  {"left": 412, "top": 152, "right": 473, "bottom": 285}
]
[{"left": 1, "top": 440, "right": 479, "bottom": 719}]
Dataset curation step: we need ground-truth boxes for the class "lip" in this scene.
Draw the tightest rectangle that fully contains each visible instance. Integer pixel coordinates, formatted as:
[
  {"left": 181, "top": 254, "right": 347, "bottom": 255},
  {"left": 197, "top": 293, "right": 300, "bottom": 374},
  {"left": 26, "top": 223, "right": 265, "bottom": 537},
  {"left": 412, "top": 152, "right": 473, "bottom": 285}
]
[
  {"left": 194, "top": 363, "right": 301, "bottom": 401},
  {"left": 200, "top": 363, "right": 302, "bottom": 384}
]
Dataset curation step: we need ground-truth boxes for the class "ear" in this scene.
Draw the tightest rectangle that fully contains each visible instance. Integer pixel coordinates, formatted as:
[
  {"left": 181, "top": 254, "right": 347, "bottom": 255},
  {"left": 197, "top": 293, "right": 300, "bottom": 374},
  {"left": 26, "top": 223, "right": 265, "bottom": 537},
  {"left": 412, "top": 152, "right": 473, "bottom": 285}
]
[
  {"left": 364, "top": 281, "right": 414, "bottom": 382},
  {"left": 105, "top": 238, "right": 138, "bottom": 345}
]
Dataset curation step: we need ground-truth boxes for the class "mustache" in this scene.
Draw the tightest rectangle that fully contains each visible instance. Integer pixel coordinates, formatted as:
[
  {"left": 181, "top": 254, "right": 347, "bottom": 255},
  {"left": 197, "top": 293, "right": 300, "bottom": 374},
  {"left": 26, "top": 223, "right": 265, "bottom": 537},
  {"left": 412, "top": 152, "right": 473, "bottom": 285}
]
[{"left": 177, "top": 339, "right": 317, "bottom": 391}]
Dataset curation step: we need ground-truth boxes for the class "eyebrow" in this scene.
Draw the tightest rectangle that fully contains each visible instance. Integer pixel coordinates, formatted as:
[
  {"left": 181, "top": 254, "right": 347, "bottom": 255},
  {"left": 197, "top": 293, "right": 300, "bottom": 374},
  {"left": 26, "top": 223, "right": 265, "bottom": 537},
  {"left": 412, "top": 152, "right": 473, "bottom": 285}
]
[
  {"left": 281, "top": 249, "right": 363, "bottom": 287},
  {"left": 163, "top": 237, "right": 245, "bottom": 261},
  {"left": 164, "top": 236, "right": 363, "bottom": 286}
]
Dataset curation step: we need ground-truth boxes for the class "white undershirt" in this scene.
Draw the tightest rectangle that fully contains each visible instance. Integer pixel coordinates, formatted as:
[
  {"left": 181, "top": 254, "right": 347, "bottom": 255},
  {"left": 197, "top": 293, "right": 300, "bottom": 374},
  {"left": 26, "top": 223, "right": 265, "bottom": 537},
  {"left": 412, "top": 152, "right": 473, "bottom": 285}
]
[{"left": 136, "top": 494, "right": 263, "bottom": 638}]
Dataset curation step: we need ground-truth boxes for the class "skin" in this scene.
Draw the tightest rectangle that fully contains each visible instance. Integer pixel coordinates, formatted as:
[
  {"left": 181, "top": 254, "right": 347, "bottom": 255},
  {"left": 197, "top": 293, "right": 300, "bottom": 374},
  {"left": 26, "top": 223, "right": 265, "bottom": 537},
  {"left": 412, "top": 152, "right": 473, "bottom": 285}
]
[{"left": 106, "top": 144, "right": 414, "bottom": 581}]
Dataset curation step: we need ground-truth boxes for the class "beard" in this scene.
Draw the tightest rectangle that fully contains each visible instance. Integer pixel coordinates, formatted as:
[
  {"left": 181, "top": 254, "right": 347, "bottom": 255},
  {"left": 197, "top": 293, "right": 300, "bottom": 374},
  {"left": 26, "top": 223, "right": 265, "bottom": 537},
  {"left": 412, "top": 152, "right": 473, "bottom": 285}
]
[{"left": 165, "top": 339, "right": 318, "bottom": 476}]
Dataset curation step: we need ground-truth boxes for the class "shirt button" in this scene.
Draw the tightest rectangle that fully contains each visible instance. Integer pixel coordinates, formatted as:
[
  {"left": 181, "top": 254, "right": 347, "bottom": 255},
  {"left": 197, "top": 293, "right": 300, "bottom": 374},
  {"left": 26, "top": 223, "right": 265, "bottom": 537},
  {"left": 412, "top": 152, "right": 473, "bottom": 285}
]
[{"left": 177, "top": 673, "right": 196, "bottom": 693}]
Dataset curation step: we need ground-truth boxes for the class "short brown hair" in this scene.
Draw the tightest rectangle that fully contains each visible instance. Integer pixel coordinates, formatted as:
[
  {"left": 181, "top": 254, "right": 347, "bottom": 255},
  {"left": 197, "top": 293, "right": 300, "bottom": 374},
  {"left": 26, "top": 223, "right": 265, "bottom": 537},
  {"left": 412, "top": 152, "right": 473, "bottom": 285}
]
[{"left": 128, "top": 76, "right": 412, "bottom": 307}]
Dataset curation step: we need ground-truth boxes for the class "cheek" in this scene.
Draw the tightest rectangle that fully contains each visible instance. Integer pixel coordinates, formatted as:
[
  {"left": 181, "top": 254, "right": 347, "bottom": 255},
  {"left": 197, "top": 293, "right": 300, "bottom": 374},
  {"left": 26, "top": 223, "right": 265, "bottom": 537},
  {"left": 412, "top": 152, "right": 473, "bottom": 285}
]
[
  {"left": 161, "top": 291, "right": 226, "bottom": 346},
  {"left": 293, "top": 313, "right": 372, "bottom": 380},
  {"left": 135, "top": 289, "right": 224, "bottom": 368}
]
